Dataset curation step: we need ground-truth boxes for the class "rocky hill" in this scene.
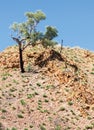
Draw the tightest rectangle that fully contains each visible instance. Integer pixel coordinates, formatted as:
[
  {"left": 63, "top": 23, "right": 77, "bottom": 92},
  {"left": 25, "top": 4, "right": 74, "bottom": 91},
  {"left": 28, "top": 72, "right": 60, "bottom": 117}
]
[{"left": 0, "top": 44, "right": 94, "bottom": 130}]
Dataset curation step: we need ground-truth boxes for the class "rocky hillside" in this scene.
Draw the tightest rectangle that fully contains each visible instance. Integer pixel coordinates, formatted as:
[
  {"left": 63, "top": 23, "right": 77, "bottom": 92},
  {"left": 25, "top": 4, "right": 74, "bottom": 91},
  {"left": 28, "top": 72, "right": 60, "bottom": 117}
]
[{"left": 0, "top": 44, "right": 94, "bottom": 130}]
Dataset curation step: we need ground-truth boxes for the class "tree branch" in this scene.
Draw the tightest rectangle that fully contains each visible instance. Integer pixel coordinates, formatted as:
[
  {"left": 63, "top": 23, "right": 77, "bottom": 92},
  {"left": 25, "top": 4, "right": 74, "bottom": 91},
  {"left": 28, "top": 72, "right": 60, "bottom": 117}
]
[
  {"left": 22, "top": 41, "right": 32, "bottom": 51},
  {"left": 11, "top": 36, "right": 20, "bottom": 44},
  {"left": 11, "top": 36, "right": 31, "bottom": 51}
]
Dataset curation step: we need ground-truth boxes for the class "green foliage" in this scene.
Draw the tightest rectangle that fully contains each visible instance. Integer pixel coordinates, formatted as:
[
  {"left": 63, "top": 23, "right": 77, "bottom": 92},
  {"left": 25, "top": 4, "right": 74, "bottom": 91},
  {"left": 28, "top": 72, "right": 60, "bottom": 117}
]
[
  {"left": 17, "top": 114, "right": 24, "bottom": 118},
  {"left": 42, "top": 39, "right": 57, "bottom": 48},
  {"left": 25, "top": 10, "right": 46, "bottom": 23},
  {"left": 20, "top": 99, "right": 26, "bottom": 106},
  {"left": 40, "top": 125, "right": 46, "bottom": 130},
  {"left": 27, "top": 94, "right": 33, "bottom": 99},
  {"left": 26, "top": 63, "right": 32, "bottom": 72},
  {"left": 31, "top": 31, "right": 44, "bottom": 45},
  {"left": 24, "top": 129, "right": 28, "bottom": 130},
  {"left": 10, "top": 10, "right": 46, "bottom": 42},
  {"left": 11, "top": 128, "right": 17, "bottom": 130},
  {"left": 44, "top": 26, "right": 58, "bottom": 40},
  {"left": 68, "top": 101, "right": 73, "bottom": 106},
  {"left": 10, "top": 10, "right": 58, "bottom": 48},
  {"left": 55, "top": 125, "right": 61, "bottom": 130},
  {"left": 2, "top": 109, "right": 7, "bottom": 113}
]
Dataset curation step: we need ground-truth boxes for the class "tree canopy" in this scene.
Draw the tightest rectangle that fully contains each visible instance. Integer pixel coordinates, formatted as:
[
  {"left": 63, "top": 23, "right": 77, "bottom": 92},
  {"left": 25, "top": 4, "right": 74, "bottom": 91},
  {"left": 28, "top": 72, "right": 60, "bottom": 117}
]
[{"left": 11, "top": 10, "right": 58, "bottom": 47}]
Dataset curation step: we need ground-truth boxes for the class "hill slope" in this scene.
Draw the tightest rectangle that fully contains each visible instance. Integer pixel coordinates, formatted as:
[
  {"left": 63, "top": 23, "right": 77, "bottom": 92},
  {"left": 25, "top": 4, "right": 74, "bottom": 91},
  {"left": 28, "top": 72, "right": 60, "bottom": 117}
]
[{"left": 0, "top": 45, "right": 94, "bottom": 130}]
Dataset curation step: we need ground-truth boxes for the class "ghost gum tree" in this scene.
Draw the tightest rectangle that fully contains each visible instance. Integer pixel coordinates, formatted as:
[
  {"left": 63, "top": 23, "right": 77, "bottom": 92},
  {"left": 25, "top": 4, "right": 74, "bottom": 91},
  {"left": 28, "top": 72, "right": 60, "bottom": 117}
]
[{"left": 10, "top": 10, "right": 58, "bottom": 73}]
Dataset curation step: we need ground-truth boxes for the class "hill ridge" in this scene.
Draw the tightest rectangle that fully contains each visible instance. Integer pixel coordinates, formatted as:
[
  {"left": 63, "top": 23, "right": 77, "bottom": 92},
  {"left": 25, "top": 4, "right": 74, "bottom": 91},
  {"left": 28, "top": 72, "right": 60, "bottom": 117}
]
[{"left": 0, "top": 45, "right": 94, "bottom": 129}]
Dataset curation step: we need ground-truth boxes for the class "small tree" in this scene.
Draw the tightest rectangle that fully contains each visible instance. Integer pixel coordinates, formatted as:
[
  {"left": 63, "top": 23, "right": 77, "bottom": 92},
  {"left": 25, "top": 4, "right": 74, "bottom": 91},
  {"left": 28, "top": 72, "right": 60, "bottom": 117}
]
[
  {"left": 42, "top": 26, "right": 58, "bottom": 48},
  {"left": 10, "top": 10, "right": 58, "bottom": 72},
  {"left": 45, "top": 26, "right": 58, "bottom": 40},
  {"left": 11, "top": 10, "right": 46, "bottom": 73}
]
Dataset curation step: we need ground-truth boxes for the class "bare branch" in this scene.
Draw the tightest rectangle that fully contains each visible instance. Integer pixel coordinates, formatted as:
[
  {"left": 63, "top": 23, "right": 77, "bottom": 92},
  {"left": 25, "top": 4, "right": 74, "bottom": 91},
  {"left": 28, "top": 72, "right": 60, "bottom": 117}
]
[
  {"left": 60, "top": 39, "right": 63, "bottom": 53},
  {"left": 22, "top": 41, "right": 32, "bottom": 51},
  {"left": 11, "top": 36, "right": 20, "bottom": 44},
  {"left": 20, "top": 38, "right": 27, "bottom": 43}
]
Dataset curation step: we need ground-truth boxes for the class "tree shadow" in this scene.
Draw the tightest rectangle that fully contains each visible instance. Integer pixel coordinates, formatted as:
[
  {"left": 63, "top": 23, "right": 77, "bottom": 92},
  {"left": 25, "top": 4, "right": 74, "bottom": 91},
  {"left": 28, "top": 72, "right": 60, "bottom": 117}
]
[{"left": 35, "top": 49, "right": 64, "bottom": 67}]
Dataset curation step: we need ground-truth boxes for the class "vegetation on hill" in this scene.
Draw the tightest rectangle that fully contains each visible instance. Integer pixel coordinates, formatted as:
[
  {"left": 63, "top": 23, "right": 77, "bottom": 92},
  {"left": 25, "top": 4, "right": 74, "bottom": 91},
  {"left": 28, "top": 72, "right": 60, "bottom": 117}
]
[
  {"left": 10, "top": 10, "right": 58, "bottom": 73},
  {"left": 0, "top": 10, "right": 94, "bottom": 130},
  {"left": 0, "top": 44, "right": 94, "bottom": 129}
]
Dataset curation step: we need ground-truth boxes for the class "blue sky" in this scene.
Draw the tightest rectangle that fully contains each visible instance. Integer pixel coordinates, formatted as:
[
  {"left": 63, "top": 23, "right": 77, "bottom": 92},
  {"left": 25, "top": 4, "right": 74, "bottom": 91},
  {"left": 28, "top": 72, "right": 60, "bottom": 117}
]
[{"left": 0, "top": 0, "right": 94, "bottom": 51}]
